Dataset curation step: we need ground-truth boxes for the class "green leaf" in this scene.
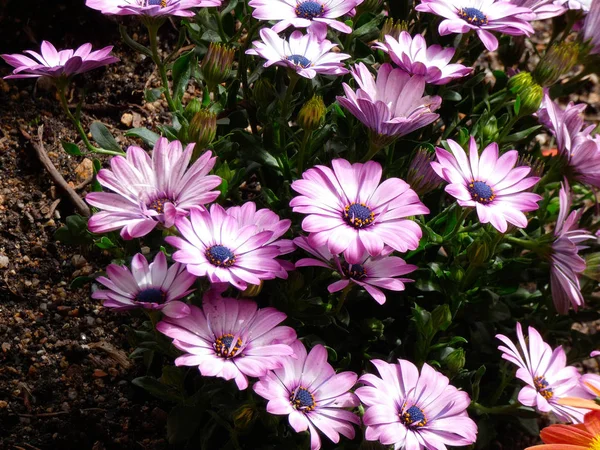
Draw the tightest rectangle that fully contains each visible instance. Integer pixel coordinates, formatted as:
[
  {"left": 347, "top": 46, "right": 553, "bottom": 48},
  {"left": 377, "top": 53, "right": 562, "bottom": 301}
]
[
  {"left": 144, "top": 88, "right": 164, "bottom": 103},
  {"left": 442, "top": 90, "right": 462, "bottom": 102},
  {"left": 132, "top": 376, "right": 184, "bottom": 403},
  {"left": 514, "top": 94, "right": 521, "bottom": 116},
  {"left": 172, "top": 52, "right": 194, "bottom": 105},
  {"left": 351, "top": 12, "right": 385, "bottom": 39},
  {"left": 502, "top": 125, "right": 542, "bottom": 143},
  {"left": 92, "top": 159, "right": 102, "bottom": 192},
  {"left": 125, "top": 127, "right": 161, "bottom": 147},
  {"left": 90, "top": 121, "right": 122, "bottom": 152},
  {"left": 95, "top": 236, "right": 116, "bottom": 249},
  {"left": 70, "top": 276, "right": 93, "bottom": 289},
  {"left": 119, "top": 25, "right": 152, "bottom": 57},
  {"left": 61, "top": 141, "right": 83, "bottom": 156}
]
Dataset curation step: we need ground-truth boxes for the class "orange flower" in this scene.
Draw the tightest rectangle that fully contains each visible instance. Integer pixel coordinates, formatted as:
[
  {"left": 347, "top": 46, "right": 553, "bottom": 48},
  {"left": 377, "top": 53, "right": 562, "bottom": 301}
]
[{"left": 526, "top": 411, "right": 600, "bottom": 450}]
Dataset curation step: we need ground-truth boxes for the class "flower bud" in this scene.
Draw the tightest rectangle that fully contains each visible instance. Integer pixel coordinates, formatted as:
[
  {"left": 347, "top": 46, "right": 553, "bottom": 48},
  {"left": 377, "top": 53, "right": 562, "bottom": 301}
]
[
  {"left": 482, "top": 116, "right": 499, "bottom": 142},
  {"left": 517, "top": 154, "right": 545, "bottom": 179},
  {"left": 406, "top": 147, "right": 443, "bottom": 196},
  {"left": 507, "top": 71, "right": 533, "bottom": 95},
  {"left": 184, "top": 98, "right": 202, "bottom": 121},
  {"left": 201, "top": 42, "right": 235, "bottom": 88},
  {"left": 517, "top": 83, "right": 544, "bottom": 117},
  {"left": 467, "top": 238, "right": 491, "bottom": 267},
  {"left": 445, "top": 348, "right": 466, "bottom": 374},
  {"left": 241, "top": 281, "right": 263, "bottom": 297},
  {"left": 379, "top": 18, "right": 408, "bottom": 41},
  {"left": 233, "top": 404, "right": 258, "bottom": 430},
  {"left": 297, "top": 95, "right": 326, "bottom": 132},
  {"left": 253, "top": 78, "right": 276, "bottom": 105},
  {"left": 360, "top": 318, "right": 384, "bottom": 340},
  {"left": 584, "top": 252, "right": 600, "bottom": 282},
  {"left": 357, "top": 0, "right": 383, "bottom": 15},
  {"left": 498, "top": 35, "right": 526, "bottom": 67},
  {"left": 533, "top": 41, "right": 579, "bottom": 87},
  {"left": 189, "top": 109, "right": 217, "bottom": 156}
]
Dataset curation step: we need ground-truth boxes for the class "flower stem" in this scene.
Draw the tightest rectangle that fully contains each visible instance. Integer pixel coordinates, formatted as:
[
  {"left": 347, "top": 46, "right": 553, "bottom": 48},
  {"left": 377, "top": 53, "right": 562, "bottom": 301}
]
[
  {"left": 334, "top": 284, "right": 354, "bottom": 314},
  {"left": 282, "top": 71, "right": 300, "bottom": 120},
  {"left": 146, "top": 21, "right": 177, "bottom": 112},
  {"left": 444, "top": 207, "right": 471, "bottom": 241},
  {"left": 506, "top": 236, "right": 539, "bottom": 251},
  {"left": 212, "top": 8, "right": 228, "bottom": 42},
  {"left": 297, "top": 130, "right": 310, "bottom": 176},
  {"left": 57, "top": 82, "right": 125, "bottom": 156},
  {"left": 361, "top": 138, "right": 383, "bottom": 162}
]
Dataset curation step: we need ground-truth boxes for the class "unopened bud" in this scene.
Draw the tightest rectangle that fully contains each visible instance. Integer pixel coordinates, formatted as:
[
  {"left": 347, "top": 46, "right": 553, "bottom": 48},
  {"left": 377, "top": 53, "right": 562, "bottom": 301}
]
[
  {"left": 584, "top": 253, "right": 600, "bottom": 282},
  {"left": 445, "top": 348, "right": 466, "bottom": 374},
  {"left": 184, "top": 98, "right": 202, "bottom": 121},
  {"left": 201, "top": 42, "right": 235, "bottom": 88},
  {"left": 241, "top": 281, "right": 263, "bottom": 297},
  {"left": 517, "top": 154, "right": 545, "bottom": 179},
  {"left": 361, "top": 318, "right": 384, "bottom": 340},
  {"left": 533, "top": 41, "right": 579, "bottom": 87},
  {"left": 517, "top": 83, "right": 543, "bottom": 117},
  {"left": 233, "top": 404, "right": 258, "bottom": 430},
  {"left": 357, "top": 0, "right": 383, "bottom": 15},
  {"left": 482, "top": 116, "right": 499, "bottom": 143},
  {"left": 467, "top": 238, "right": 491, "bottom": 267},
  {"left": 498, "top": 35, "right": 526, "bottom": 67},
  {"left": 406, "top": 147, "right": 443, "bottom": 196},
  {"left": 297, "top": 95, "right": 326, "bottom": 132},
  {"left": 380, "top": 18, "right": 408, "bottom": 41},
  {"left": 253, "top": 78, "right": 276, "bottom": 105},
  {"left": 507, "top": 71, "right": 533, "bottom": 95},
  {"left": 189, "top": 109, "right": 217, "bottom": 158}
]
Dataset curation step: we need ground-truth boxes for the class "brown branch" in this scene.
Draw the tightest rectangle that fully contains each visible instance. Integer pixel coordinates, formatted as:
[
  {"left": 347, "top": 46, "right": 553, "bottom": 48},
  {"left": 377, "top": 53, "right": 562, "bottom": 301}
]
[{"left": 21, "top": 126, "right": 91, "bottom": 217}]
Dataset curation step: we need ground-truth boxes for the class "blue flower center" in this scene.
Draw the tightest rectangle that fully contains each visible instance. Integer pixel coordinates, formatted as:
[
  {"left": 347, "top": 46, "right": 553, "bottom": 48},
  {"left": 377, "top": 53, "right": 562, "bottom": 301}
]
[
  {"left": 458, "top": 7, "right": 488, "bottom": 26},
  {"left": 467, "top": 180, "right": 495, "bottom": 204},
  {"left": 401, "top": 405, "right": 427, "bottom": 428},
  {"left": 534, "top": 376, "right": 554, "bottom": 400},
  {"left": 295, "top": 1, "right": 324, "bottom": 19},
  {"left": 291, "top": 387, "right": 316, "bottom": 411},
  {"left": 136, "top": 287, "right": 166, "bottom": 304},
  {"left": 287, "top": 55, "right": 312, "bottom": 68},
  {"left": 146, "top": 0, "right": 167, "bottom": 6},
  {"left": 214, "top": 333, "right": 243, "bottom": 358},
  {"left": 147, "top": 196, "right": 172, "bottom": 214},
  {"left": 206, "top": 245, "right": 236, "bottom": 268},
  {"left": 345, "top": 263, "right": 367, "bottom": 280},
  {"left": 343, "top": 203, "right": 375, "bottom": 228}
]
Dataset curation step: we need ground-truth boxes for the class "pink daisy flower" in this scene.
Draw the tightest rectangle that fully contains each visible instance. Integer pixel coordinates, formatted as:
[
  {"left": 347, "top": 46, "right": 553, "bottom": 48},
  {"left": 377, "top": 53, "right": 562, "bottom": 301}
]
[
  {"left": 508, "top": 0, "right": 566, "bottom": 19},
  {"left": 496, "top": 323, "right": 593, "bottom": 422},
  {"left": 294, "top": 237, "right": 417, "bottom": 305},
  {"left": 290, "top": 159, "right": 429, "bottom": 264},
  {"left": 156, "top": 296, "right": 296, "bottom": 390},
  {"left": 550, "top": 181, "right": 595, "bottom": 314},
  {"left": 1, "top": 41, "right": 119, "bottom": 80},
  {"left": 431, "top": 137, "right": 542, "bottom": 233},
  {"left": 558, "top": 0, "right": 591, "bottom": 11},
  {"left": 592, "top": 351, "right": 600, "bottom": 358},
  {"left": 248, "top": 0, "right": 361, "bottom": 40},
  {"left": 92, "top": 252, "right": 194, "bottom": 318},
  {"left": 373, "top": 32, "right": 472, "bottom": 85},
  {"left": 406, "top": 147, "right": 444, "bottom": 196},
  {"left": 336, "top": 63, "right": 442, "bottom": 148},
  {"left": 227, "top": 202, "right": 295, "bottom": 278},
  {"left": 246, "top": 29, "right": 350, "bottom": 79},
  {"left": 85, "top": 0, "right": 222, "bottom": 17},
  {"left": 356, "top": 359, "right": 477, "bottom": 449},
  {"left": 166, "top": 205, "right": 283, "bottom": 290},
  {"left": 415, "top": 0, "right": 535, "bottom": 52},
  {"left": 581, "top": 0, "right": 600, "bottom": 54},
  {"left": 86, "top": 137, "right": 222, "bottom": 240},
  {"left": 254, "top": 340, "right": 360, "bottom": 450},
  {"left": 581, "top": 374, "right": 600, "bottom": 398}
]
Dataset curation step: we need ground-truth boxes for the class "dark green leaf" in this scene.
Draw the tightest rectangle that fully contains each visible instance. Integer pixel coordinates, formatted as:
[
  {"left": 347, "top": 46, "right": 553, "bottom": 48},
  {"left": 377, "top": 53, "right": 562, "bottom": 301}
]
[
  {"left": 145, "top": 88, "right": 164, "bottom": 103},
  {"left": 90, "top": 121, "right": 122, "bottom": 152},
  {"left": 132, "top": 376, "right": 184, "bottom": 403},
  {"left": 172, "top": 52, "right": 194, "bottom": 105},
  {"left": 61, "top": 141, "right": 83, "bottom": 156},
  {"left": 125, "top": 127, "right": 161, "bottom": 147}
]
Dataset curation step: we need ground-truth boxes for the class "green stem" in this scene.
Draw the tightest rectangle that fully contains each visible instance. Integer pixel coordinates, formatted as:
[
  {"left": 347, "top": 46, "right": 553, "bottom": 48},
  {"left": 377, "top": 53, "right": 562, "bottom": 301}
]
[
  {"left": 57, "top": 83, "right": 124, "bottom": 156},
  {"left": 282, "top": 71, "right": 300, "bottom": 120},
  {"left": 146, "top": 21, "right": 176, "bottom": 112},
  {"left": 334, "top": 283, "right": 354, "bottom": 314},
  {"left": 471, "top": 402, "right": 521, "bottom": 415},
  {"left": 212, "top": 8, "right": 228, "bottom": 42},
  {"left": 497, "top": 114, "right": 520, "bottom": 142},
  {"left": 444, "top": 208, "right": 471, "bottom": 241},
  {"left": 427, "top": 202, "right": 457, "bottom": 227},
  {"left": 507, "top": 236, "right": 539, "bottom": 251},
  {"left": 297, "top": 130, "right": 310, "bottom": 175},
  {"left": 361, "top": 138, "right": 384, "bottom": 162}
]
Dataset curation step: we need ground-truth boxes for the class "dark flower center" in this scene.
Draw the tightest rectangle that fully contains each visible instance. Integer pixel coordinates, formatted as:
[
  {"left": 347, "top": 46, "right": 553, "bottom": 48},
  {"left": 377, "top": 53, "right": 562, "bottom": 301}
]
[
  {"left": 146, "top": 0, "right": 167, "bottom": 6},
  {"left": 458, "top": 7, "right": 488, "bottom": 26},
  {"left": 467, "top": 180, "right": 495, "bottom": 204},
  {"left": 290, "top": 387, "right": 316, "bottom": 411},
  {"left": 295, "top": 1, "right": 324, "bottom": 19},
  {"left": 345, "top": 263, "right": 367, "bottom": 280},
  {"left": 147, "top": 197, "right": 172, "bottom": 214},
  {"left": 206, "top": 245, "right": 236, "bottom": 268},
  {"left": 214, "top": 334, "right": 243, "bottom": 358},
  {"left": 401, "top": 405, "right": 427, "bottom": 428},
  {"left": 343, "top": 203, "right": 375, "bottom": 228},
  {"left": 534, "top": 376, "right": 554, "bottom": 400},
  {"left": 287, "top": 55, "right": 312, "bottom": 68},
  {"left": 136, "top": 287, "right": 166, "bottom": 304}
]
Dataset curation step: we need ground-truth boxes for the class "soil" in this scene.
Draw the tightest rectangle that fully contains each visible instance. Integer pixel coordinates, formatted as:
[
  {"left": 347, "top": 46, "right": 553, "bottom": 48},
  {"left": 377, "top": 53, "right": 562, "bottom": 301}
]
[{"left": 0, "top": 2, "right": 598, "bottom": 450}]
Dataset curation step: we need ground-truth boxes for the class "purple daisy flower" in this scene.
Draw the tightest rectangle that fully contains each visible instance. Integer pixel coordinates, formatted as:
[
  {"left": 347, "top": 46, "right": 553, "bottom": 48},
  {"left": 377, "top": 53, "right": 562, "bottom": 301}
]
[
  {"left": 558, "top": 0, "right": 591, "bottom": 11},
  {"left": 415, "top": 0, "right": 535, "bottom": 52},
  {"left": 1, "top": 41, "right": 119, "bottom": 80},
  {"left": 496, "top": 323, "right": 593, "bottom": 422},
  {"left": 290, "top": 159, "right": 429, "bottom": 264},
  {"left": 92, "top": 252, "right": 194, "bottom": 318},
  {"left": 582, "top": 0, "right": 600, "bottom": 55},
  {"left": 592, "top": 351, "right": 600, "bottom": 357},
  {"left": 246, "top": 29, "right": 350, "bottom": 79},
  {"left": 538, "top": 93, "right": 600, "bottom": 188},
  {"left": 373, "top": 32, "right": 472, "bottom": 85},
  {"left": 406, "top": 147, "right": 444, "bottom": 196},
  {"left": 227, "top": 202, "right": 295, "bottom": 278},
  {"left": 356, "top": 359, "right": 477, "bottom": 449},
  {"left": 336, "top": 63, "right": 442, "bottom": 148},
  {"left": 156, "top": 296, "right": 296, "bottom": 390},
  {"left": 550, "top": 181, "right": 595, "bottom": 314},
  {"left": 85, "top": 0, "right": 222, "bottom": 17},
  {"left": 581, "top": 374, "right": 600, "bottom": 398},
  {"left": 248, "top": 0, "right": 361, "bottom": 40},
  {"left": 166, "top": 205, "right": 283, "bottom": 290},
  {"left": 431, "top": 137, "right": 542, "bottom": 233},
  {"left": 86, "top": 137, "right": 222, "bottom": 240},
  {"left": 254, "top": 340, "right": 360, "bottom": 450},
  {"left": 508, "top": 0, "right": 566, "bottom": 19},
  {"left": 294, "top": 237, "right": 417, "bottom": 305}
]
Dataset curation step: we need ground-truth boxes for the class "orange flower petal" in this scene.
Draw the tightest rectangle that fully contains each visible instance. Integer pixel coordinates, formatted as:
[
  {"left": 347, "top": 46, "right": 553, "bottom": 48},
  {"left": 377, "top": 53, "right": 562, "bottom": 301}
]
[
  {"left": 525, "top": 445, "right": 586, "bottom": 450},
  {"left": 585, "top": 411, "right": 600, "bottom": 435},
  {"left": 558, "top": 397, "right": 600, "bottom": 410},
  {"left": 540, "top": 424, "right": 593, "bottom": 446}
]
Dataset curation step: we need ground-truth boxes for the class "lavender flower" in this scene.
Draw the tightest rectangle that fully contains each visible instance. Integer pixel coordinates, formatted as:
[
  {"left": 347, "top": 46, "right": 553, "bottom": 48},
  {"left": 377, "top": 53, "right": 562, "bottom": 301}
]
[
  {"left": 406, "top": 147, "right": 444, "bottom": 196},
  {"left": 166, "top": 205, "right": 283, "bottom": 290},
  {"left": 246, "top": 29, "right": 350, "bottom": 79},
  {"left": 156, "top": 296, "right": 296, "bottom": 390},
  {"left": 85, "top": 0, "right": 222, "bottom": 17},
  {"left": 336, "top": 63, "right": 441, "bottom": 147},
  {"left": 290, "top": 159, "right": 429, "bottom": 263},
  {"left": 356, "top": 359, "right": 478, "bottom": 449},
  {"left": 254, "top": 340, "right": 360, "bottom": 450},
  {"left": 416, "top": 0, "right": 535, "bottom": 51},
  {"left": 86, "top": 137, "right": 222, "bottom": 239},
  {"left": 92, "top": 252, "right": 194, "bottom": 318},
  {"left": 248, "top": 0, "right": 361, "bottom": 40},
  {"left": 2, "top": 41, "right": 118, "bottom": 80},
  {"left": 497, "top": 323, "right": 593, "bottom": 422},
  {"left": 508, "top": 0, "right": 566, "bottom": 19},
  {"left": 431, "top": 137, "right": 542, "bottom": 233},
  {"left": 582, "top": 0, "right": 600, "bottom": 54},
  {"left": 373, "top": 32, "right": 472, "bottom": 85}
]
